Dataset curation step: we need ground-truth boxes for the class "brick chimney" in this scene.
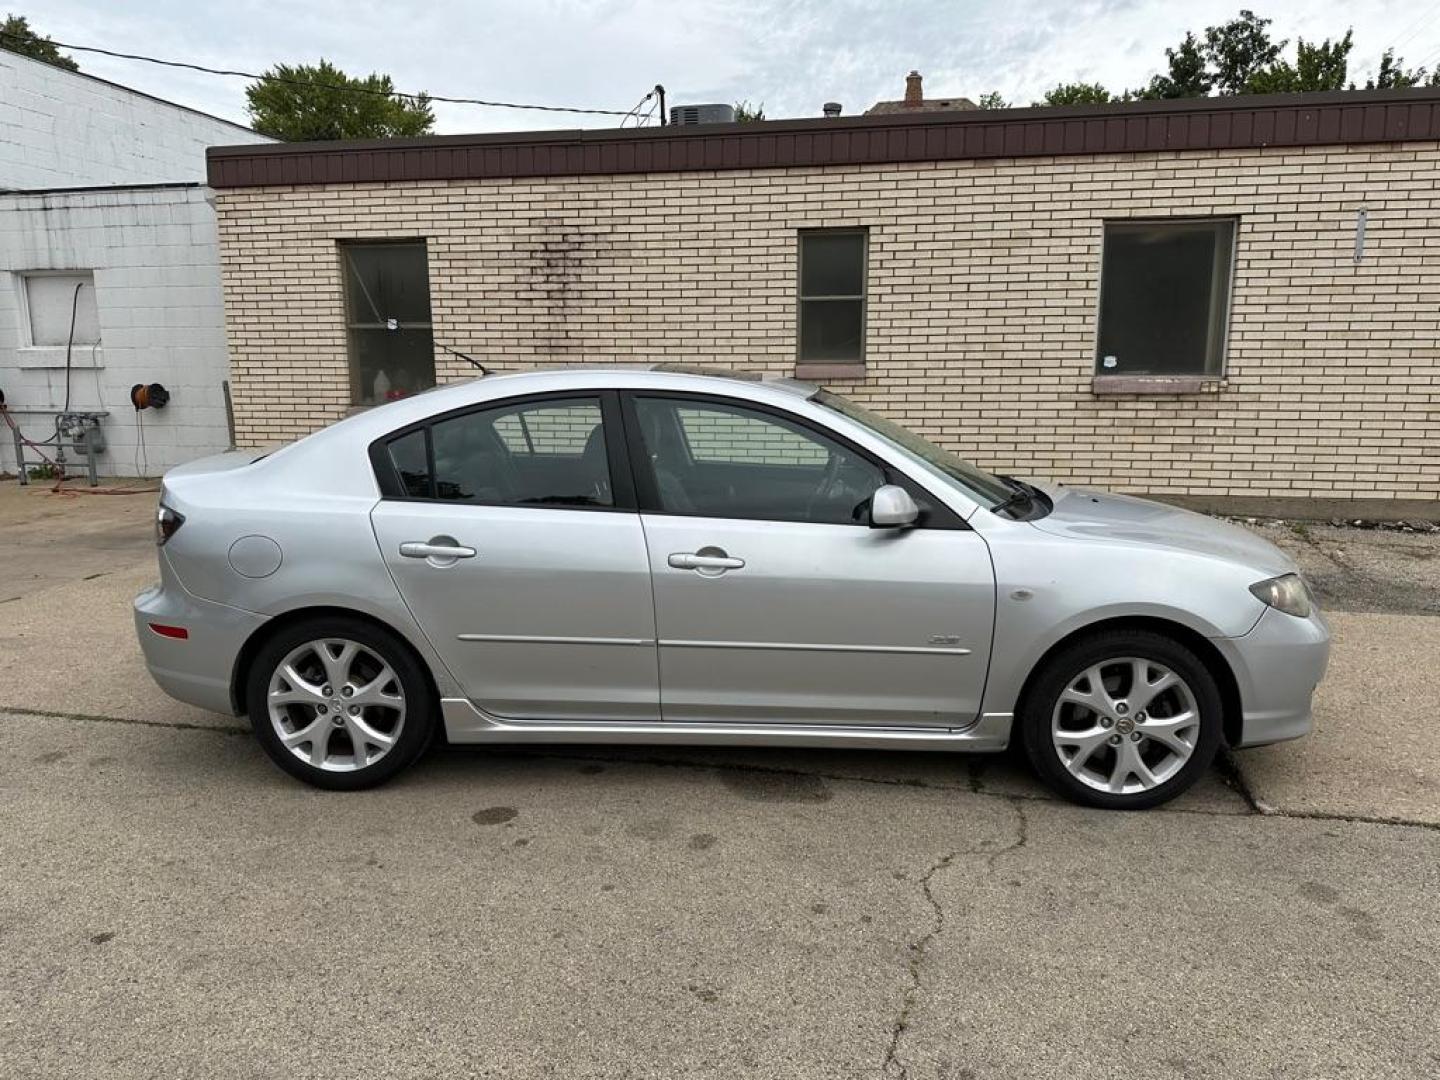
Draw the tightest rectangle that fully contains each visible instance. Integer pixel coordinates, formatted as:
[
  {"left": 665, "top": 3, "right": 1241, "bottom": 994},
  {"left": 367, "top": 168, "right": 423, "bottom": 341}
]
[{"left": 904, "top": 70, "right": 923, "bottom": 107}]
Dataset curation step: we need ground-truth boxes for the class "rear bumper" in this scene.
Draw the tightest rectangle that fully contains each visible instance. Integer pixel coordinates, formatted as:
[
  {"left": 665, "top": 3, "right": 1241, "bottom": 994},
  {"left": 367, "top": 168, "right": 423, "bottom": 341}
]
[
  {"left": 1215, "top": 606, "right": 1331, "bottom": 748},
  {"left": 133, "top": 563, "right": 268, "bottom": 715}
]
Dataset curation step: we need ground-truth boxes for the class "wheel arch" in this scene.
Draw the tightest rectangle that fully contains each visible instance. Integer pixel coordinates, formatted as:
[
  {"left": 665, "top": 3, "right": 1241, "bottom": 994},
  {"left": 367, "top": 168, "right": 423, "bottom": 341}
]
[
  {"left": 1011, "top": 615, "right": 1244, "bottom": 748},
  {"left": 230, "top": 605, "right": 443, "bottom": 721}
]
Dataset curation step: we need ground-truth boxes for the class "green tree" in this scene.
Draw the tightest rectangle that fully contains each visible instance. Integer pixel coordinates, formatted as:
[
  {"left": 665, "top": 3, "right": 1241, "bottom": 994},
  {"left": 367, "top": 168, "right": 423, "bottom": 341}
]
[
  {"left": 1135, "top": 32, "right": 1211, "bottom": 99},
  {"left": 0, "top": 13, "right": 78, "bottom": 70},
  {"left": 245, "top": 60, "right": 434, "bottom": 141},
  {"left": 976, "top": 90, "right": 1008, "bottom": 109},
  {"left": 1203, "top": 10, "right": 1285, "bottom": 95},
  {"left": 1247, "top": 31, "right": 1352, "bottom": 93},
  {"left": 1362, "top": 48, "right": 1435, "bottom": 89},
  {"left": 734, "top": 100, "right": 766, "bottom": 122},
  {"left": 1039, "top": 82, "right": 1114, "bottom": 106}
]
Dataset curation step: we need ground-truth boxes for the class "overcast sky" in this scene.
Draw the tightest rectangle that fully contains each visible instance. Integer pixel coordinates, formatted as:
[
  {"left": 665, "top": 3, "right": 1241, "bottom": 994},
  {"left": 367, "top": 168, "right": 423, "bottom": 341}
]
[{"left": 30, "top": 1, "right": 1440, "bottom": 134}]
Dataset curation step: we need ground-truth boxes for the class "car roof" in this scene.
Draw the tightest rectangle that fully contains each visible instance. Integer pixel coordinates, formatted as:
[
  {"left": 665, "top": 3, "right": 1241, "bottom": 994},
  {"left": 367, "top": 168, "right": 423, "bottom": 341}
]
[{"left": 340, "top": 365, "right": 816, "bottom": 433}]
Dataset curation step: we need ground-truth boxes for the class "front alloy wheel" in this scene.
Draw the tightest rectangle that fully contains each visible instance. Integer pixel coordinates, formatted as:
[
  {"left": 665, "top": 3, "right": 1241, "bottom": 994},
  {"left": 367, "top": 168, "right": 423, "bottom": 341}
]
[
  {"left": 1051, "top": 657, "right": 1201, "bottom": 796},
  {"left": 1021, "top": 630, "right": 1222, "bottom": 809}
]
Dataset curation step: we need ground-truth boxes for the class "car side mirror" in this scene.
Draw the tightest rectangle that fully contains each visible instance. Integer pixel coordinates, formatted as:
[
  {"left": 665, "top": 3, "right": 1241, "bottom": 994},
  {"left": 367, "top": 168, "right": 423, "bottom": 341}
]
[{"left": 869, "top": 485, "right": 919, "bottom": 528}]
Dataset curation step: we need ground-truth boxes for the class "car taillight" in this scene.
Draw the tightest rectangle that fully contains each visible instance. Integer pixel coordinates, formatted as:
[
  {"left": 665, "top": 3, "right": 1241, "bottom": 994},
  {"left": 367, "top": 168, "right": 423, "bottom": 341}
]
[{"left": 155, "top": 504, "right": 185, "bottom": 546}]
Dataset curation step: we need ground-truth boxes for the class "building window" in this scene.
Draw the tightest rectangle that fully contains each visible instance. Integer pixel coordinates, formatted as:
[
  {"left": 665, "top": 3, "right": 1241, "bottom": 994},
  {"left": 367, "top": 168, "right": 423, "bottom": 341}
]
[
  {"left": 1096, "top": 219, "right": 1235, "bottom": 378},
  {"left": 20, "top": 272, "right": 100, "bottom": 348},
  {"left": 798, "top": 229, "right": 867, "bottom": 366},
  {"left": 341, "top": 241, "right": 435, "bottom": 405}
]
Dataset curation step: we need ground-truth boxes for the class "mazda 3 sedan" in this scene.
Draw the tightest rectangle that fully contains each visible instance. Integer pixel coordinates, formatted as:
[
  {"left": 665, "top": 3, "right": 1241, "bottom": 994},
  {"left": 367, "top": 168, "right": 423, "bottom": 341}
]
[{"left": 134, "top": 366, "right": 1329, "bottom": 809}]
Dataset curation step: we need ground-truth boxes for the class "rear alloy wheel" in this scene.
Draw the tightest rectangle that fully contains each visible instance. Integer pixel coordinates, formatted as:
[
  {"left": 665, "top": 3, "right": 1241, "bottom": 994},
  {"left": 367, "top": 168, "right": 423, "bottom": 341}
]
[
  {"left": 247, "top": 618, "right": 434, "bottom": 790},
  {"left": 1020, "top": 630, "right": 1222, "bottom": 810}
]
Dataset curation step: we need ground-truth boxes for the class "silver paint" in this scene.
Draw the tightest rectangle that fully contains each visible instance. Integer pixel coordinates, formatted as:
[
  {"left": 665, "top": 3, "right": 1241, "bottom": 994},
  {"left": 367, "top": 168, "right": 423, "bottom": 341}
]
[{"left": 134, "top": 366, "right": 1329, "bottom": 767}]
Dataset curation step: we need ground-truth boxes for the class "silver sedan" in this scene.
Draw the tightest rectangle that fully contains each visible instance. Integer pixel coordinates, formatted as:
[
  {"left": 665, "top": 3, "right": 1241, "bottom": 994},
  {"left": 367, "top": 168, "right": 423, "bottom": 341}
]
[{"left": 134, "top": 366, "right": 1329, "bottom": 809}]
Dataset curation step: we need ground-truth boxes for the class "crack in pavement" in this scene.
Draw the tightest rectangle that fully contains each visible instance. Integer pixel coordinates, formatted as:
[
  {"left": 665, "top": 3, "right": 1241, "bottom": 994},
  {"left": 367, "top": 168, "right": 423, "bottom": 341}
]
[
  {"left": 6, "top": 706, "right": 1437, "bottom": 832},
  {"left": 0, "top": 705, "right": 248, "bottom": 735},
  {"left": 881, "top": 797, "right": 1030, "bottom": 1079}
]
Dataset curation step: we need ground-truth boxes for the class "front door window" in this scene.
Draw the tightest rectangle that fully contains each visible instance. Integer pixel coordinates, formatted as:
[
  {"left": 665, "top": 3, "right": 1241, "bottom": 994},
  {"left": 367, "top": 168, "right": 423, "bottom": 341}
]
[{"left": 632, "top": 396, "right": 883, "bottom": 525}]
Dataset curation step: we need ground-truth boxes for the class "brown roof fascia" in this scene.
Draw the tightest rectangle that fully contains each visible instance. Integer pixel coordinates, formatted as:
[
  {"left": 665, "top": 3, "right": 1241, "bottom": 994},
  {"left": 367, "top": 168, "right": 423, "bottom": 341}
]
[{"left": 206, "top": 87, "right": 1440, "bottom": 189}]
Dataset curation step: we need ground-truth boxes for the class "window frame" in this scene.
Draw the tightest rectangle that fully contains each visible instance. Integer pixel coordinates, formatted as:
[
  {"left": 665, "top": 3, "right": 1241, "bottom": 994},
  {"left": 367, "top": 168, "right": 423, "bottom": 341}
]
[
  {"left": 339, "top": 238, "right": 436, "bottom": 406},
  {"left": 1093, "top": 216, "right": 1238, "bottom": 381},
  {"left": 618, "top": 390, "right": 966, "bottom": 530},
  {"left": 796, "top": 227, "right": 869, "bottom": 367},
  {"left": 16, "top": 270, "right": 101, "bottom": 351},
  {"left": 368, "top": 390, "right": 637, "bottom": 513}
]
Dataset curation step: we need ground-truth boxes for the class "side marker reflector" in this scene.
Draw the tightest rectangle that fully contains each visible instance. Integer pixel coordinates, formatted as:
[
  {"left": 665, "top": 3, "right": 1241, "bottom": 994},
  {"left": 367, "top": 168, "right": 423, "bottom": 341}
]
[{"left": 150, "top": 623, "right": 189, "bottom": 640}]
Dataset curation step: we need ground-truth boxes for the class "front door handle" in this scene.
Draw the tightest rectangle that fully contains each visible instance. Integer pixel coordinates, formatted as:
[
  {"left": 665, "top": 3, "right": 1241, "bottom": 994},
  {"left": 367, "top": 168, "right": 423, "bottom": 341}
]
[
  {"left": 400, "top": 539, "right": 477, "bottom": 561},
  {"left": 668, "top": 550, "right": 745, "bottom": 572}
]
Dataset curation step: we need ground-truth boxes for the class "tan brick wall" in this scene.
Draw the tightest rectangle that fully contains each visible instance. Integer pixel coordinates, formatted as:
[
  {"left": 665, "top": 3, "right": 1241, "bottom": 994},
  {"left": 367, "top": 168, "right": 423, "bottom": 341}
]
[{"left": 215, "top": 143, "right": 1440, "bottom": 501}]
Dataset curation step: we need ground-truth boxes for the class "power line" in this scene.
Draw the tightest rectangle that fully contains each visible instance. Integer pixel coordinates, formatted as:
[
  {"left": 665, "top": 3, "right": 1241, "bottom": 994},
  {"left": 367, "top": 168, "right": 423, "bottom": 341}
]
[
  {"left": 620, "top": 89, "right": 657, "bottom": 127},
  {"left": 1391, "top": 4, "right": 1440, "bottom": 55},
  {"left": 0, "top": 31, "right": 636, "bottom": 117}
]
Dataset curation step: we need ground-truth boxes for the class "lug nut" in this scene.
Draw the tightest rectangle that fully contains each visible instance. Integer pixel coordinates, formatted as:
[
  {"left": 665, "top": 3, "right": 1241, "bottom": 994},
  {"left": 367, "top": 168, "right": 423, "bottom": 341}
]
[
  {"left": 1115, "top": 702, "right": 1129, "bottom": 715},
  {"left": 1100, "top": 717, "right": 1114, "bottom": 729},
  {"left": 1130, "top": 732, "right": 1142, "bottom": 742},
  {"left": 1108, "top": 734, "right": 1122, "bottom": 746},
  {"left": 322, "top": 685, "right": 332, "bottom": 696},
  {"left": 316, "top": 704, "right": 327, "bottom": 714},
  {"left": 342, "top": 686, "right": 354, "bottom": 698},
  {"left": 349, "top": 705, "right": 360, "bottom": 716},
  {"left": 1136, "top": 711, "right": 1147, "bottom": 722}
]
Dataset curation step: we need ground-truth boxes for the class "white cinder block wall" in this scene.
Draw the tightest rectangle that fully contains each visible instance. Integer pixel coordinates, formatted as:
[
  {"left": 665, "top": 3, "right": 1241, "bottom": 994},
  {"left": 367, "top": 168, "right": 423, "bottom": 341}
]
[
  {"left": 0, "top": 50, "right": 267, "bottom": 188},
  {"left": 0, "top": 49, "right": 274, "bottom": 478},
  {"left": 0, "top": 187, "right": 235, "bottom": 477}
]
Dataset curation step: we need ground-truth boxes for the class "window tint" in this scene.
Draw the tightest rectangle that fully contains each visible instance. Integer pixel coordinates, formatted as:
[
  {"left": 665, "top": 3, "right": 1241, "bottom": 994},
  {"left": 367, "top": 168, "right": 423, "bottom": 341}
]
[
  {"left": 635, "top": 397, "right": 883, "bottom": 525},
  {"left": 1097, "top": 219, "right": 1235, "bottom": 377},
  {"left": 341, "top": 241, "right": 435, "bottom": 405},
  {"left": 387, "top": 429, "right": 430, "bottom": 498},
  {"left": 393, "top": 397, "right": 612, "bottom": 508},
  {"left": 798, "top": 230, "right": 867, "bottom": 364}
]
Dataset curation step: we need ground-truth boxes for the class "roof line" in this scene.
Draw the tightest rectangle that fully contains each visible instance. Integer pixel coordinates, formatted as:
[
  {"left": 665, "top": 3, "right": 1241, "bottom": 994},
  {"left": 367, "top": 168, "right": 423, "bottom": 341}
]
[
  {"left": 0, "top": 181, "right": 207, "bottom": 197},
  {"left": 205, "top": 86, "right": 1440, "bottom": 190},
  {"left": 0, "top": 47, "right": 270, "bottom": 140}
]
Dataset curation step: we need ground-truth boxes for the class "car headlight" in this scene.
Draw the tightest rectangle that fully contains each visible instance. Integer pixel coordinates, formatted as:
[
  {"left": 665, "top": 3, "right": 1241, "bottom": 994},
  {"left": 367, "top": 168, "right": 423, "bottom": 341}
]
[{"left": 1249, "top": 573, "right": 1313, "bottom": 618}]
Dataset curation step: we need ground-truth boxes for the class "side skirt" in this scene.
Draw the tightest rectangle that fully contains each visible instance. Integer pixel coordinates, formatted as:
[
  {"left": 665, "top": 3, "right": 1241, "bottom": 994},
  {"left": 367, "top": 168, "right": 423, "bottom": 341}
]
[{"left": 440, "top": 698, "right": 1013, "bottom": 752}]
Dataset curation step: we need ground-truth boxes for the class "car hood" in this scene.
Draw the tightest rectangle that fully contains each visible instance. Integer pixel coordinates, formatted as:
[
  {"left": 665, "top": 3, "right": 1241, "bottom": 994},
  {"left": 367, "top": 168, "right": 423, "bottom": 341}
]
[{"left": 1028, "top": 485, "right": 1297, "bottom": 576}]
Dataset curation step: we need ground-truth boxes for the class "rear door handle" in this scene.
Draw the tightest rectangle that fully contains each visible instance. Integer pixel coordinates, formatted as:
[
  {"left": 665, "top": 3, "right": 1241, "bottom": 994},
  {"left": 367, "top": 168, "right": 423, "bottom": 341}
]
[
  {"left": 400, "top": 541, "right": 477, "bottom": 560},
  {"left": 668, "top": 551, "right": 745, "bottom": 571}
]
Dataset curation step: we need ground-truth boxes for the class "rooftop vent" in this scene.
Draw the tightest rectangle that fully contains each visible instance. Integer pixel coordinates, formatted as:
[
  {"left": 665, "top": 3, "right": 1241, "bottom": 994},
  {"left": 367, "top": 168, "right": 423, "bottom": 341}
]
[
  {"left": 668, "top": 103, "right": 736, "bottom": 125},
  {"left": 822, "top": 101, "right": 842, "bottom": 117}
]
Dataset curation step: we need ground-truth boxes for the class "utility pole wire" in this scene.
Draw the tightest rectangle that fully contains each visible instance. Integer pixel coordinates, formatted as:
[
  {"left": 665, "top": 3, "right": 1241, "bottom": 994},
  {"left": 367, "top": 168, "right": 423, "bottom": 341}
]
[{"left": 0, "top": 31, "right": 636, "bottom": 116}]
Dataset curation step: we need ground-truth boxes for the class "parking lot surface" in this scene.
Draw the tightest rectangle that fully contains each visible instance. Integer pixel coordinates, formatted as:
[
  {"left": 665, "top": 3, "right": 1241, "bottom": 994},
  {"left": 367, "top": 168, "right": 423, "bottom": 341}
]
[{"left": 2, "top": 483, "right": 1437, "bottom": 1079}]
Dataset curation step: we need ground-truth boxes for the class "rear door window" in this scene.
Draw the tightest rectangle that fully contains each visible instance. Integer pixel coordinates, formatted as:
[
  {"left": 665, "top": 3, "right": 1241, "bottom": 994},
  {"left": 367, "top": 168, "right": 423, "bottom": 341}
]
[{"left": 383, "top": 397, "right": 615, "bottom": 508}]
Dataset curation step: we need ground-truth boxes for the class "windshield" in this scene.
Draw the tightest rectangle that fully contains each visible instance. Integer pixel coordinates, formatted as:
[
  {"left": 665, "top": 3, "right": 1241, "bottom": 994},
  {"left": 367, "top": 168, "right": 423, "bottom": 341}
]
[{"left": 813, "top": 389, "right": 1015, "bottom": 507}]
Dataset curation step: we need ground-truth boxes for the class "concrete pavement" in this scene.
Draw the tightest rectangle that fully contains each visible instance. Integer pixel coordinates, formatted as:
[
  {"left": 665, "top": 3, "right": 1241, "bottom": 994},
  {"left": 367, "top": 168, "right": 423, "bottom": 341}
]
[{"left": 2, "top": 482, "right": 1439, "bottom": 1078}]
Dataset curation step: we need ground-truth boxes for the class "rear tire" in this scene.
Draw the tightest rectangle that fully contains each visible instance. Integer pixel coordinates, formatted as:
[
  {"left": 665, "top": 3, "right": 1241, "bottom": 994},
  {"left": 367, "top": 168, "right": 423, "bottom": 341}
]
[
  {"left": 1019, "top": 629, "right": 1223, "bottom": 810},
  {"left": 246, "top": 616, "right": 435, "bottom": 790}
]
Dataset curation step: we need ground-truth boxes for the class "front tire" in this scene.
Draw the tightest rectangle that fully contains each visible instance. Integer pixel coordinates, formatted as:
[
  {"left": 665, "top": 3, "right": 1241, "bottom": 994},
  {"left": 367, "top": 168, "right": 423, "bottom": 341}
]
[
  {"left": 1018, "top": 629, "right": 1223, "bottom": 810},
  {"left": 246, "top": 617, "right": 435, "bottom": 790}
]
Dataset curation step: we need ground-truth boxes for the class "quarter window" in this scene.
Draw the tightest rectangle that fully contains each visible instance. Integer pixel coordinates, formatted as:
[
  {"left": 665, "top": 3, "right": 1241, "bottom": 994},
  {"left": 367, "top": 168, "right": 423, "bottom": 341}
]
[
  {"left": 388, "top": 397, "right": 613, "bottom": 509},
  {"left": 634, "top": 396, "right": 883, "bottom": 525},
  {"left": 1096, "top": 219, "right": 1235, "bottom": 377},
  {"left": 798, "top": 230, "right": 867, "bottom": 364},
  {"left": 341, "top": 241, "right": 435, "bottom": 405}
]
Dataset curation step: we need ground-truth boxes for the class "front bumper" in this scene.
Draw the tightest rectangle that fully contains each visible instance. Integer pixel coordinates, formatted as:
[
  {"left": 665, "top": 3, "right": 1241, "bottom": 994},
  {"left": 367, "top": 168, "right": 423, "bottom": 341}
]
[
  {"left": 133, "top": 555, "right": 269, "bottom": 715},
  {"left": 1215, "top": 605, "right": 1331, "bottom": 747}
]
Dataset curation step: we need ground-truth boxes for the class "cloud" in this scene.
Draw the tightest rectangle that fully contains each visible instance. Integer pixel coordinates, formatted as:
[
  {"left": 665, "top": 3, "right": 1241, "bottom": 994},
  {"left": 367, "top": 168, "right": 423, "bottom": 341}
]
[{"left": 33, "top": 0, "right": 1432, "bottom": 134}]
